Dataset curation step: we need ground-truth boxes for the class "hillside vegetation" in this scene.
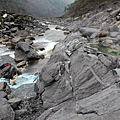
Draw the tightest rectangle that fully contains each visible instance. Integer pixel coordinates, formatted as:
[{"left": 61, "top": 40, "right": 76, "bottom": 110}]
[{"left": 66, "top": 0, "right": 117, "bottom": 17}]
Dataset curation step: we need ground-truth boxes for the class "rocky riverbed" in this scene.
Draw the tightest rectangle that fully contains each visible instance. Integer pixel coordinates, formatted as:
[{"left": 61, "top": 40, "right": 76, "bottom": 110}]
[{"left": 0, "top": 1, "right": 120, "bottom": 120}]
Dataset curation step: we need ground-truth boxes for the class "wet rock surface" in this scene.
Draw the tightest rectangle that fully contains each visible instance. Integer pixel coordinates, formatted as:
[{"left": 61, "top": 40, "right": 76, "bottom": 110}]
[
  {"left": 0, "top": 1, "right": 120, "bottom": 120},
  {"left": 35, "top": 1, "right": 120, "bottom": 120},
  {"left": 0, "top": 10, "right": 49, "bottom": 70}
]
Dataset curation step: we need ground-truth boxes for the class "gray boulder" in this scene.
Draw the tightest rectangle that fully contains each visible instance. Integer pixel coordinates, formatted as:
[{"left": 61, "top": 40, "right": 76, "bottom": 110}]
[
  {"left": 15, "top": 42, "right": 40, "bottom": 62},
  {"left": 35, "top": 37, "right": 119, "bottom": 120},
  {"left": 0, "top": 98, "right": 15, "bottom": 120},
  {"left": 8, "top": 97, "right": 22, "bottom": 109},
  {"left": 0, "top": 91, "right": 7, "bottom": 98},
  {"left": 9, "top": 83, "right": 37, "bottom": 101},
  {"left": 0, "top": 82, "right": 11, "bottom": 94},
  {"left": 109, "top": 25, "right": 119, "bottom": 32},
  {"left": 79, "top": 27, "right": 100, "bottom": 37}
]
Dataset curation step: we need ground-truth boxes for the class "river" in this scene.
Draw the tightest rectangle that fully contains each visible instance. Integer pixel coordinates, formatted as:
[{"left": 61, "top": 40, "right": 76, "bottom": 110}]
[{"left": 0, "top": 23, "right": 66, "bottom": 89}]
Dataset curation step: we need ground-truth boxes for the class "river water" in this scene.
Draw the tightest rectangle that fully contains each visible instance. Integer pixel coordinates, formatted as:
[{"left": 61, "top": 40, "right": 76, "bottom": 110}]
[
  {"left": 0, "top": 24, "right": 66, "bottom": 88},
  {"left": 34, "top": 24, "right": 66, "bottom": 57}
]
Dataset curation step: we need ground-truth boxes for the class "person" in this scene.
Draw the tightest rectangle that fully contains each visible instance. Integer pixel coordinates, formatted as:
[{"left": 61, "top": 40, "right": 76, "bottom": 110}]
[
  {"left": 9, "top": 73, "right": 19, "bottom": 85},
  {"left": 0, "top": 63, "right": 21, "bottom": 85}
]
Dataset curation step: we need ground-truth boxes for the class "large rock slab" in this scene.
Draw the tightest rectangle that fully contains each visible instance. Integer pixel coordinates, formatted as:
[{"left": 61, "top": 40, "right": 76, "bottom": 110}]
[
  {"left": 9, "top": 83, "right": 37, "bottom": 101},
  {"left": 35, "top": 34, "right": 119, "bottom": 120},
  {"left": 0, "top": 98, "right": 15, "bottom": 120}
]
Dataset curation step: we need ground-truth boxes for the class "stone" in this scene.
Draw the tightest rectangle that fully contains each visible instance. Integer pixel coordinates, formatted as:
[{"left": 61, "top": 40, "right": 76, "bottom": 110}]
[
  {"left": 115, "top": 21, "right": 120, "bottom": 26},
  {"left": 100, "top": 22, "right": 110, "bottom": 31},
  {"left": 117, "top": 35, "right": 120, "bottom": 39},
  {"left": 106, "top": 39, "right": 113, "bottom": 44},
  {"left": 8, "top": 97, "right": 22, "bottom": 109},
  {"left": 106, "top": 8, "right": 113, "bottom": 12},
  {"left": 15, "top": 109, "right": 28, "bottom": 118},
  {"left": 0, "top": 98, "right": 15, "bottom": 120},
  {"left": 110, "top": 32, "right": 119, "bottom": 38},
  {"left": 35, "top": 36, "right": 119, "bottom": 119},
  {"left": 79, "top": 27, "right": 100, "bottom": 37},
  {"left": 90, "top": 32, "right": 98, "bottom": 39},
  {"left": 55, "top": 25, "right": 61, "bottom": 30},
  {"left": 109, "top": 25, "right": 119, "bottom": 32},
  {"left": 17, "top": 42, "right": 30, "bottom": 52},
  {"left": 0, "top": 38, "right": 4, "bottom": 43},
  {"left": 16, "top": 60, "right": 27, "bottom": 68},
  {"left": 98, "top": 54, "right": 112, "bottom": 67},
  {"left": 3, "top": 14, "right": 8, "bottom": 18},
  {"left": 98, "top": 31, "right": 109, "bottom": 37},
  {"left": 76, "top": 85, "right": 120, "bottom": 116},
  {"left": 116, "top": 15, "right": 120, "bottom": 21},
  {"left": 27, "top": 36, "right": 35, "bottom": 40},
  {"left": 0, "top": 91, "right": 7, "bottom": 98},
  {"left": 99, "top": 37, "right": 119, "bottom": 43},
  {"left": 64, "top": 31, "right": 70, "bottom": 35},
  {"left": 11, "top": 37, "right": 22, "bottom": 48},
  {"left": 15, "top": 42, "right": 40, "bottom": 61},
  {"left": 9, "top": 83, "right": 37, "bottom": 101},
  {"left": 25, "top": 58, "right": 49, "bottom": 74},
  {"left": 0, "top": 82, "right": 11, "bottom": 94},
  {"left": 10, "top": 27, "right": 18, "bottom": 33},
  {"left": 37, "top": 33, "right": 44, "bottom": 36},
  {"left": 37, "top": 101, "right": 76, "bottom": 120},
  {"left": 110, "top": 8, "right": 120, "bottom": 17},
  {"left": 25, "top": 38, "right": 33, "bottom": 45}
]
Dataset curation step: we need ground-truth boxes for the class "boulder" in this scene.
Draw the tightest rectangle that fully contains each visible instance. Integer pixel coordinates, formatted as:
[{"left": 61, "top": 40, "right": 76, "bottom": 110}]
[
  {"left": 64, "top": 31, "right": 71, "bottom": 35},
  {"left": 15, "top": 42, "right": 40, "bottom": 61},
  {"left": 110, "top": 8, "right": 120, "bottom": 17},
  {"left": 100, "top": 22, "right": 110, "bottom": 31},
  {"left": 10, "top": 27, "right": 18, "bottom": 33},
  {"left": 25, "top": 38, "right": 33, "bottom": 45},
  {"left": 16, "top": 60, "right": 27, "bottom": 68},
  {"left": 15, "top": 109, "right": 28, "bottom": 118},
  {"left": 9, "top": 83, "right": 37, "bottom": 101},
  {"left": 0, "top": 91, "right": 7, "bottom": 98},
  {"left": 79, "top": 27, "right": 100, "bottom": 37},
  {"left": 10, "top": 37, "right": 22, "bottom": 48},
  {"left": 0, "top": 82, "right": 11, "bottom": 94},
  {"left": 116, "top": 13, "right": 120, "bottom": 21},
  {"left": 36, "top": 39, "right": 119, "bottom": 120},
  {"left": 109, "top": 25, "right": 119, "bottom": 32},
  {"left": 0, "top": 98, "right": 15, "bottom": 120},
  {"left": 55, "top": 25, "right": 61, "bottom": 30},
  {"left": 8, "top": 97, "right": 22, "bottom": 109}
]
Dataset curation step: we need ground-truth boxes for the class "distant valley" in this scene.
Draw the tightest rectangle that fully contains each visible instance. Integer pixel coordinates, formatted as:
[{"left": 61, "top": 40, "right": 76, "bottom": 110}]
[{"left": 0, "top": 0, "right": 74, "bottom": 17}]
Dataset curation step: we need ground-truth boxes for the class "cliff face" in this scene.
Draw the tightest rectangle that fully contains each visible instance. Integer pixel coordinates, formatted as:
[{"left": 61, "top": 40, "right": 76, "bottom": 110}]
[{"left": 0, "top": 0, "right": 74, "bottom": 17}]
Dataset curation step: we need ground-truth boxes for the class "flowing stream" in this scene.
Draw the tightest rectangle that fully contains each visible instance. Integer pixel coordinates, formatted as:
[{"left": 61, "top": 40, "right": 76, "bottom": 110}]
[
  {"left": 0, "top": 24, "right": 66, "bottom": 89},
  {"left": 34, "top": 24, "right": 66, "bottom": 57}
]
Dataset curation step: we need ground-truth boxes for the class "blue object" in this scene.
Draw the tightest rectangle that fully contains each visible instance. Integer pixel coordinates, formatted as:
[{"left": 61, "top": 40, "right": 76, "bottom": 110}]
[{"left": 0, "top": 73, "right": 38, "bottom": 89}]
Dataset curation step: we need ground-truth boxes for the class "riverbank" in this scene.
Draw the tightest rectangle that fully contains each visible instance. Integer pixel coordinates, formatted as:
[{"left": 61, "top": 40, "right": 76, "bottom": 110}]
[{"left": 0, "top": 1, "right": 120, "bottom": 120}]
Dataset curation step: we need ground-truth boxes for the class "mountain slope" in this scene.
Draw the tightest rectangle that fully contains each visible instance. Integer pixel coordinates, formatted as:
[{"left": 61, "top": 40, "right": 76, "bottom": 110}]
[
  {"left": 66, "top": 0, "right": 118, "bottom": 17},
  {"left": 0, "top": 0, "right": 74, "bottom": 17}
]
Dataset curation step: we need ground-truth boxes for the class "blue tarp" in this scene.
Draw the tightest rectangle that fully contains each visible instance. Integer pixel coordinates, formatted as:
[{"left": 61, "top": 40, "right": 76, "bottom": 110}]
[{"left": 0, "top": 73, "right": 38, "bottom": 89}]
